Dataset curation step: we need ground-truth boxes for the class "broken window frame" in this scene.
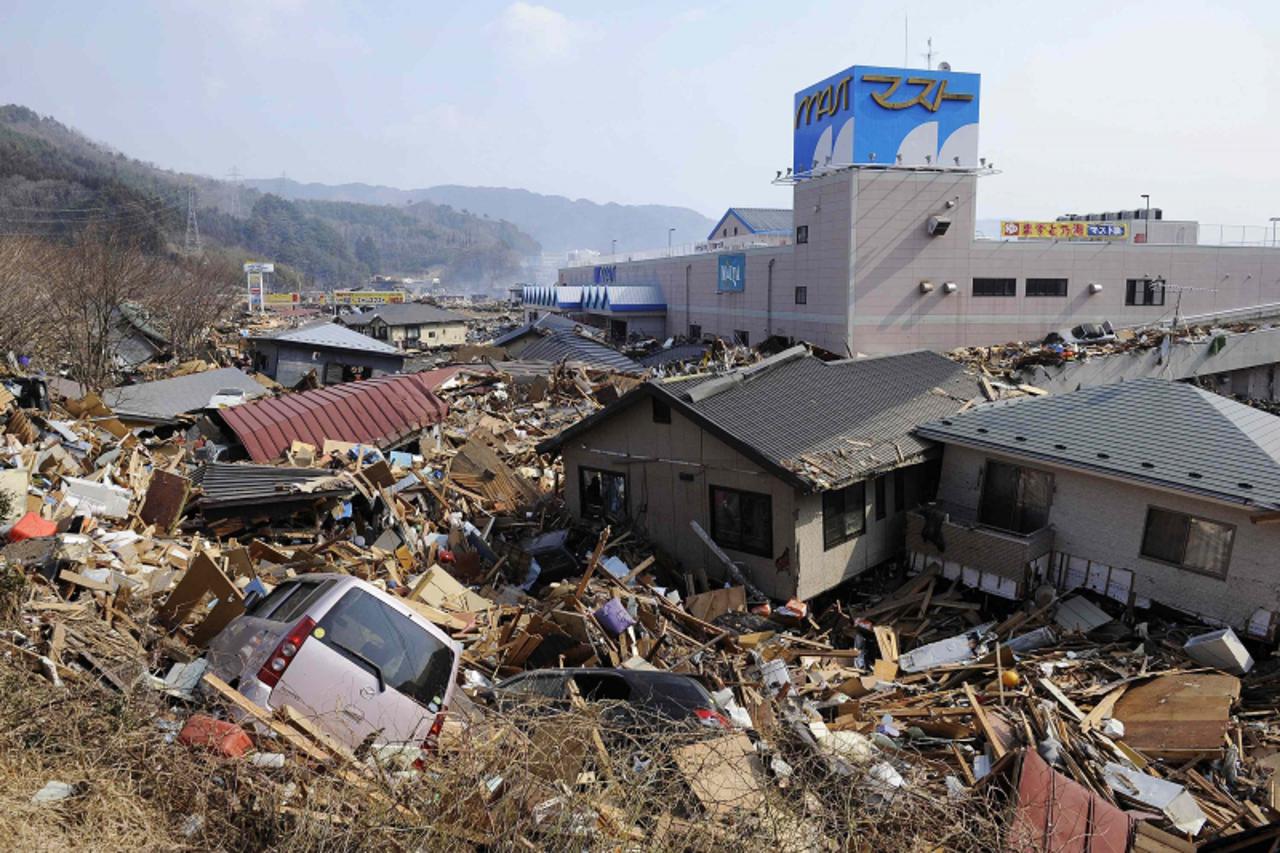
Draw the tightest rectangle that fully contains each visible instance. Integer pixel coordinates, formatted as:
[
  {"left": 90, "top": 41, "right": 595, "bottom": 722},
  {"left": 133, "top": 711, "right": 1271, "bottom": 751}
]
[
  {"left": 709, "top": 485, "right": 773, "bottom": 558},
  {"left": 978, "top": 459, "right": 1053, "bottom": 534},
  {"left": 580, "top": 467, "right": 627, "bottom": 521},
  {"left": 1139, "top": 506, "right": 1234, "bottom": 578},
  {"left": 652, "top": 398, "right": 671, "bottom": 424},
  {"left": 822, "top": 481, "right": 866, "bottom": 550}
]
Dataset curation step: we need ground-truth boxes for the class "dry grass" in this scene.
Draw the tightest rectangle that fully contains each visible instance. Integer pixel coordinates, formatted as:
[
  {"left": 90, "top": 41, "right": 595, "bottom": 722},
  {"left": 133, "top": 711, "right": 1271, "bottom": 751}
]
[{"left": 0, "top": 653, "right": 1011, "bottom": 852}]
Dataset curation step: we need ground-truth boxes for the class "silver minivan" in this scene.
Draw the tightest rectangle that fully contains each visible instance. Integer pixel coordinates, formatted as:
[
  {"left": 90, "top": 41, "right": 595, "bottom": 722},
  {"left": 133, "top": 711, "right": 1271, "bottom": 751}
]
[{"left": 206, "top": 573, "right": 461, "bottom": 751}]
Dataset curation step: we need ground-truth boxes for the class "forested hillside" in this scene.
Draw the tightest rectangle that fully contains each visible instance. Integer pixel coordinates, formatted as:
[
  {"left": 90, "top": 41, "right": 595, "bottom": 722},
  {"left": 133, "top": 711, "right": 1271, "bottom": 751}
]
[{"left": 0, "top": 105, "right": 539, "bottom": 288}]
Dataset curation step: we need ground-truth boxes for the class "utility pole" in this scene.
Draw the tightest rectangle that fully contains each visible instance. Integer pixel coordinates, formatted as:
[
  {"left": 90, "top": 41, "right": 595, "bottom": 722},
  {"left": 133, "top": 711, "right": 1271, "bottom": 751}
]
[{"left": 184, "top": 186, "right": 202, "bottom": 255}]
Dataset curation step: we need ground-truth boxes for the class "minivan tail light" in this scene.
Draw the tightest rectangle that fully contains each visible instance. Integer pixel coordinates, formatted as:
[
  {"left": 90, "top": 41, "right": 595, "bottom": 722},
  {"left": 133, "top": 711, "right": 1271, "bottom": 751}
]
[
  {"left": 257, "top": 616, "right": 316, "bottom": 689},
  {"left": 695, "top": 707, "right": 732, "bottom": 730},
  {"left": 413, "top": 708, "right": 449, "bottom": 769}
]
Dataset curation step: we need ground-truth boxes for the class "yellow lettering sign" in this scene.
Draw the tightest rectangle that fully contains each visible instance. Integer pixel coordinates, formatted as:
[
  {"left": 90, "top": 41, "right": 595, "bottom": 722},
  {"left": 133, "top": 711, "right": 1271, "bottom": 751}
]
[
  {"left": 862, "top": 74, "right": 974, "bottom": 112},
  {"left": 795, "top": 76, "right": 851, "bottom": 128}
]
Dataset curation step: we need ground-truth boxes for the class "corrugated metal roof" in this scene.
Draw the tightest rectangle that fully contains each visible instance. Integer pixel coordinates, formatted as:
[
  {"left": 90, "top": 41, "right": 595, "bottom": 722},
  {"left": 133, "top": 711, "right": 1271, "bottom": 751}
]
[
  {"left": 191, "top": 462, "right": 355, "bottom": 508},
  {"left": 262, "top": 320, "right": 402, "bottom": 355},
  {"left": 518, "top": 331, "right": 643, "bottom": 373},
  {"left": 541, "top": 348, "right": 979, "bottom": 490},
  {"left": 103, "top": 368, "right": 270, "bottom": 422},
  {"left": 917, "top": 378, "right": 1280, "bottom": 510},
  {"left": 341, "top": 304, "right": 468, "bottom": 327},
  {"left": 219, "top": 373, "right": 449, "bottom": 462}
]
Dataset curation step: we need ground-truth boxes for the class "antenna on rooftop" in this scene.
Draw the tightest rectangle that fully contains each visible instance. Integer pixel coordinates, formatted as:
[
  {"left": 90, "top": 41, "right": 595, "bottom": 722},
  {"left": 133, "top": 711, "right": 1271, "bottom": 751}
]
[{"left": 922, "top": 37, "right": 937, "bottom": 70}]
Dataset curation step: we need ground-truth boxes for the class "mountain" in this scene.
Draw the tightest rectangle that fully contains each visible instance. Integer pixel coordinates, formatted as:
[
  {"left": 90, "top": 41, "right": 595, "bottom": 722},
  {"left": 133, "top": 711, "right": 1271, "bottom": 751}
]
[
  {"left": 0, "top": 105, "right": 539, "bottom": 290},
  {"left": 244, "top": 178, "right": 718, "bottom": 254}
]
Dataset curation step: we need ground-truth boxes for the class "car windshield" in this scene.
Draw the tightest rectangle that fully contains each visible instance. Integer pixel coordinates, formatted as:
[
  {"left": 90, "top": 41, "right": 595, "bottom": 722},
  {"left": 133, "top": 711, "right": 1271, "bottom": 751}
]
[{"left": 316, "top": 589, "right": 454, "bottom": 713}]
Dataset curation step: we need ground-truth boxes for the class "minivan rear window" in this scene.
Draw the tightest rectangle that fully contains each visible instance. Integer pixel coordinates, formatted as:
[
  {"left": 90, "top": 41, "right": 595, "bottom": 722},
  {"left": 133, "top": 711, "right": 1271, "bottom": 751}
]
[
  {"left": 316, "top": 589, "right": 454, "bottom": 712},
  {"left": 249, "top": 579, "right": 335, "bottom": 624}
]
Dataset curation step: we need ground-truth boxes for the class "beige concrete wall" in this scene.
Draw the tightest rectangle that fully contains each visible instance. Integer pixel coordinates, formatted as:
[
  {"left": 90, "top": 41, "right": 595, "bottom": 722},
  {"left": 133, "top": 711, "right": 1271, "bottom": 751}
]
[
  {"left": 555, "top": 168, "right": 1280, "bottom": 357},
  {"left": 936, "top": 443, "right": 1280, "bottom": 630}
]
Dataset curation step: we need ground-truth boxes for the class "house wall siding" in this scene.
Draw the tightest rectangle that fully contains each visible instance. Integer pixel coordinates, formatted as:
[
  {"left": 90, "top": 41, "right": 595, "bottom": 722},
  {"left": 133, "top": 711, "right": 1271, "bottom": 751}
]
[
  {"left": 937, "top": 444, "right": 1280, "bottom": 629},
  {"left": 560, "top": 399, "right": 799, "bottom": 599},
  {"left": 792, "top": 467, "right": 922, "bottom": 600}
]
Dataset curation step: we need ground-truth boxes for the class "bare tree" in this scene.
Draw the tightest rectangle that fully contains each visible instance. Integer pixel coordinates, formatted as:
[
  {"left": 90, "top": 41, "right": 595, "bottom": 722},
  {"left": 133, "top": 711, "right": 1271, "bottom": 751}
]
[
  {"left": 0, "top": 237, "right": 55, "bottom": 362},
  {"left": 42, "top": 228, "right": 165, "bottom": 392},
  {"left": 143, "top": 251, "right": 241, "bottom": 362}
]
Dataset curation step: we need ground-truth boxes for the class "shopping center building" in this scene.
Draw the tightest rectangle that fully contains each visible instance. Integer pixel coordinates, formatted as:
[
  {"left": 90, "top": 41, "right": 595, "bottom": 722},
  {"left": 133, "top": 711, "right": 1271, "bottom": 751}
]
[{"left": 525, "top": 64, "right": 1280, "bottom": 354}]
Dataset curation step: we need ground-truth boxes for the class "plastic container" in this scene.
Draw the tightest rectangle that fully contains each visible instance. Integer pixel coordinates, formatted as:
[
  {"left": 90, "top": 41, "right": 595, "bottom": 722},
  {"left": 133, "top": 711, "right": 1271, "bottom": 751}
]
[
  {"left": 593, "top": 597, "right": 636, "bottom": 637},
  {"left": 8, "top": 511, "right": 56, "bottom": 543}
]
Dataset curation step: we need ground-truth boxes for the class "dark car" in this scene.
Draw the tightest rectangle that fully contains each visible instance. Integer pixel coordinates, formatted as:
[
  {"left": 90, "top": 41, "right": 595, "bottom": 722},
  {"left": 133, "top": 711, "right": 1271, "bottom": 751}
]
[{"left": 484, "top": 667, "right": 732, "bottom": 730}]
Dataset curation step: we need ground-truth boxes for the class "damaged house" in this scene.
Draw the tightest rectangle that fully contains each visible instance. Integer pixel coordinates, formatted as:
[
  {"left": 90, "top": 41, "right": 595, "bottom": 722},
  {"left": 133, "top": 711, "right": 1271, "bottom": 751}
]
[
  {"left": 247, "top": 321, "right": 405, "bottom": 386},
  {"left": 911, "top": 377, "right": 1280, "bottom": 640},
  {"left": 537, "top": 347, "right": 980, "bottom": 599},
  {"left": 337, "top": 304, "right": 469, "bottom": 350}
]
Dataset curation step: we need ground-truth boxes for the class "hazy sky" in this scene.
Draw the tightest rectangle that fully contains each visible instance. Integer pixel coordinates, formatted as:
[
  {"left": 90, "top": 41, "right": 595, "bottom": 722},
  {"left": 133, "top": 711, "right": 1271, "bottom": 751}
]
[{"left": 2, "top": 0, "right": 1278, "bottom": 228}]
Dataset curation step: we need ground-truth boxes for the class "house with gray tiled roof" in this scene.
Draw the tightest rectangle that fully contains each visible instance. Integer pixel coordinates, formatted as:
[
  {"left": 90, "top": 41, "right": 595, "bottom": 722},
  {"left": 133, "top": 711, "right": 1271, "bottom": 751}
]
[
  {"left": 911, "top": 378, "right": 1280, "bottom": 640},
  {"left": 247, "top": 321, "right": 405, "bottom": 387},
  {"left": 337, "top": 304, "right": 469, "bottom": 350},
  {"left": 537, "top": 346, "right": 983, "bottom": 600}
]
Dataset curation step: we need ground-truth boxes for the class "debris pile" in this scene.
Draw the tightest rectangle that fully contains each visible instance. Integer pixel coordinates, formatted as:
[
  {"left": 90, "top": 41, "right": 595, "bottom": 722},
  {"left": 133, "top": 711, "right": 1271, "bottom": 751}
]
[{"left": 0, "top": 357, "right": 1279, "bottom": 851}]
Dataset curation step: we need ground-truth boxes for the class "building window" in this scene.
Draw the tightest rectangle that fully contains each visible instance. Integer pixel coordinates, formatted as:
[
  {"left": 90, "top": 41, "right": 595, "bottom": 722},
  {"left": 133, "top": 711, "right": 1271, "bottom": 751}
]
[
  {"left": 710, "top": 486, "right": 773, "bottom": 557},
  {"left": 405, "top": 326, "right": 420, "bottom": 340},
  {"left": 794, "top": 286, "right": 807, "bottom": 305},
  {"left": 688, "top": 324, "right": 702, "bottom": 340},
  {"left": 973, "top": 278, "right": 1017, "bottom": 297},
  {"left": 1140, "top": 507, "right": 1234, "bottom": 577},
  {"left": 1026, "top": 278, "right": 1068, "bottom": 297},
  {"left": 580, "top": 467, "right": 626, "bottom": 520},
  {"left": 979, "top": 460, "right": 1052, "bottom": 534},
  {"left": 652, "top": 398, "right": 671, "bottom": 424},
  {"left": 796, "top": 225, "right": 809, "bottom": 244},
  {"left": 428, "top": 330, "right": 436, "bottom": 338},
  {"left": 893, "top": 468, "right": 905, "bottom": 513},
  {"left": 722, "top": 228, "right": 728, "bottom": 237},
  {"left": 822, "top": 481, "right": 866, "bottom": 550},
  {"left": 733, "top": 226, "right": 739, "bottom": 235},
  {"left": 874, "top": 476, "right": 887, "bottom": 521},
  {"left": 733, "top": 330, "right": 749, "bottom": 347},
  {"left": 1125, "top": 278, "right": 1166, "bottom": 306}
]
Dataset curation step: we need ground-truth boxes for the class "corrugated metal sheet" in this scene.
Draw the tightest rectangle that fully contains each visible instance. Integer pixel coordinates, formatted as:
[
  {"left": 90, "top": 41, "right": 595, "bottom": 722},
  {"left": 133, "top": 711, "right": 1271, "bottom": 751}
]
[
  {"left": 219, "top": 374, "right": 449, "bottom": 462},
  {"left": 519, "top": 331, "right": 643, "bottom": 373},
  {"left": 192, "top": 463, "right": 354, "bottom": 508}
]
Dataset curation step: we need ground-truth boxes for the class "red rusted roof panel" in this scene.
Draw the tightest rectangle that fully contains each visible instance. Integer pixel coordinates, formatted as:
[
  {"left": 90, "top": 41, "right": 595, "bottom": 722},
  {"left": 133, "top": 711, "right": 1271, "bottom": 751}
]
[{"left": 220, "top": 375, "right": 449, "bottom": 462}]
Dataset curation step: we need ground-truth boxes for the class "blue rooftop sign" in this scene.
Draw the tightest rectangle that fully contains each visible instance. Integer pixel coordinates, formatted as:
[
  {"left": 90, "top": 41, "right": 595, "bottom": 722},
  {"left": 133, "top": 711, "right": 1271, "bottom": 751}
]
[{"left": 793, "top": 65, "right": 980, "bottom": 175}]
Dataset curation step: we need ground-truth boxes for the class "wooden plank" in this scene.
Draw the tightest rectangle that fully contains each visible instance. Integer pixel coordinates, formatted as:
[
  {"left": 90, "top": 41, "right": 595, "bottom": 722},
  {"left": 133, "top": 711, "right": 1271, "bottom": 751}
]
[
  {"left": 58, "top": 569, "right": 112, "bottom": 593},
  {"left": 1081, "top": 684, "right": 1127, "bottom": 733},
  {"left": 201, "top": 672, "right": 332, "bottom": 764},
  {"left": 278, "top": 704, "right": 361, "bottom": 766},
  {"left": 963, "top": 682, "right": 1006, "bottom": 758},
  {"left": 1038, "top": 677, "right": 1086, "bottom": 722},
  {"left": 574, "top": 525, "right": 611, "bottom": 599}
]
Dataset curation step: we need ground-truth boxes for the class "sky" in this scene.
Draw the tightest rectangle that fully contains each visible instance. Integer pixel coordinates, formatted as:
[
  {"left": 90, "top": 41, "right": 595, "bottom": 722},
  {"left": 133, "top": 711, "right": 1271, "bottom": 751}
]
[{"left": 2, "top": 0, "right": 1278, "bottom": 229}]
